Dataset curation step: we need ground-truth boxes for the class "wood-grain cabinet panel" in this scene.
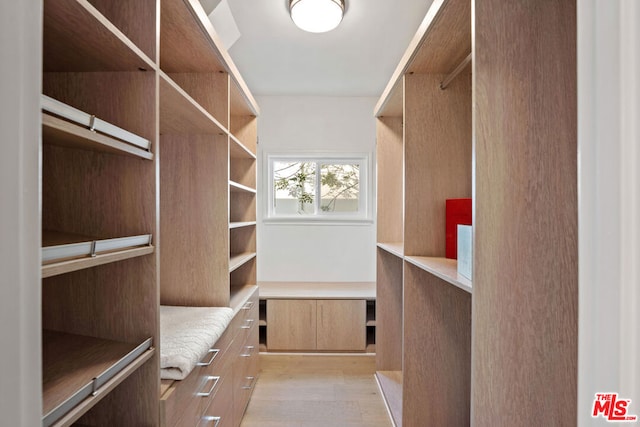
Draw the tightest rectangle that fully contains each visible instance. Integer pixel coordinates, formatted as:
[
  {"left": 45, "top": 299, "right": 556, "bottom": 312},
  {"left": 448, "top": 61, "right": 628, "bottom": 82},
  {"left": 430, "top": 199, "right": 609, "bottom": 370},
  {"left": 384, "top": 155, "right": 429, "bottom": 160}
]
[
  {"left": 266, "top": 299, "right": 367, "bottom": 351},
  {"left": 317, "top": 300, "right": 366, "bottom": 351},
  {"left": 266, "top": 299, "right": 317, "bottom": 351}
]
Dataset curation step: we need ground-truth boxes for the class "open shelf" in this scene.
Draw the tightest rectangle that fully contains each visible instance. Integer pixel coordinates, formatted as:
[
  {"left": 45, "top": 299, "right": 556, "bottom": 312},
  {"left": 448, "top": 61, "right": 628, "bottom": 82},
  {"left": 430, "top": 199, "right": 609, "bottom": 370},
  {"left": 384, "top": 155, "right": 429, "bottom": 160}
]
[
  {"left": 377, "top": 242, "right": 404, "bottom": 259},
  {"left": 42, "top": 330, "right": 153, "bottom": 427},
  {"left": 230, "top": 284, "right": 259, "bottom": 312},
  {"left": 230, "top": 134, "right": 256, "bottom": 159},
  {"left": 159, "top": 72, "right": 227, "bottom": 135},
  {"left": 374, "top": 0, "right": 470, "bottom": 116},
  {"left": 404, "top": 256, "right": 472, "bottom": 293},
  {"left": 160, "top": 0, "right": 228, "bottom": 73},
  {"left": 229, "top": 181, "right": 257, "bottom": 194},
  {"left": 43, "top": 0, "right": 154, "bottom": 72},
  {"left": 229, "top": 252, "right": 257, "bottom": 273},
  {"left": 229, "top": 221, "right": 256, "bottom": 229},
  {"left": 42, "top": 113, "right": 153, "bottom": 160},
  {"left": 42, "top": 231, "right": 154, "bottom": 278},
  {"left": 366, "top": 302, "right": 376, "bottom": 326},
  {"left": 159, "top": 0, "right": 258, "bottom": 116},
  {"left": 376, "top": 371, "right": 403, "bottom": 427}
]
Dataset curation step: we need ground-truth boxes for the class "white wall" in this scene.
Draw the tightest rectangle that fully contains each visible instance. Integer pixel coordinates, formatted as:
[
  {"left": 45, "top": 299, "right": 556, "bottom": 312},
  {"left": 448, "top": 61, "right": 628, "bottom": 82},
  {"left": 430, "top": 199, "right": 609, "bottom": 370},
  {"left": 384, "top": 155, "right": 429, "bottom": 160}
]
[
  {"left": 578, "top": 0, "right": 640, "bottom": 424},
  {"left": 0, "top": 1, "right": 42, "bottom": 425},
  {"left": 256, "top": 96, "right": 377, "bottom": 282}
]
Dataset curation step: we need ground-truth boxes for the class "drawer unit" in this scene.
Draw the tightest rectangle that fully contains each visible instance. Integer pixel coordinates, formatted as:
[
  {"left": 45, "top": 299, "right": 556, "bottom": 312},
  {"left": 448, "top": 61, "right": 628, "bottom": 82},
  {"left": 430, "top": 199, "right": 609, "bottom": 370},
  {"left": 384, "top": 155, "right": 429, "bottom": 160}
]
[
  {"left": 232, "top": 318, "right": 259, "bottom": 425},
  {"left": 160, "top": 287, "right": 260, "bottom": 427},
  {"left": 161, "top": 328, "right": 233, "bottom": 427}
]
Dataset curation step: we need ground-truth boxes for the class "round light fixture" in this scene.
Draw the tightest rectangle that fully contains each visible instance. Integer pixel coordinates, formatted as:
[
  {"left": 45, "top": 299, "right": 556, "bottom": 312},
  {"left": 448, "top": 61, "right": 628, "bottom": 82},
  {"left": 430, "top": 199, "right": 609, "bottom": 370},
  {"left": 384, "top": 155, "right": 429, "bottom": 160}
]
[{"left": 289, "top": 0, "right": 345, "bottom": 33}]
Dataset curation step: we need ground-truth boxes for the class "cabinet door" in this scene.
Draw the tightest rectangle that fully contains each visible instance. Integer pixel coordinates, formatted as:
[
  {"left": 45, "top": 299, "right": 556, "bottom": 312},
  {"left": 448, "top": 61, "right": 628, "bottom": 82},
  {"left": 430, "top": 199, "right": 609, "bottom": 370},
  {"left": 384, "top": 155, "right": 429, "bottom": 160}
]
[
  {"left": 266, "top": 299, "right": 316, "bottom": 350},
  {"left": 317, "top": 300, "right": 366, "bottom": 351}
]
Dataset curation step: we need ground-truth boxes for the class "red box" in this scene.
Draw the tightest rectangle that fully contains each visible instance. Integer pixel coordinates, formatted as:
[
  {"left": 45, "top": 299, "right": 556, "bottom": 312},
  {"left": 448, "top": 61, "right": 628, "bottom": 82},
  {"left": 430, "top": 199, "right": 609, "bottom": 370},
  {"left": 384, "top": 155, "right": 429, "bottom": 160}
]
[{"left": 446, "top": 198, "right": 472, "bottom": 259}]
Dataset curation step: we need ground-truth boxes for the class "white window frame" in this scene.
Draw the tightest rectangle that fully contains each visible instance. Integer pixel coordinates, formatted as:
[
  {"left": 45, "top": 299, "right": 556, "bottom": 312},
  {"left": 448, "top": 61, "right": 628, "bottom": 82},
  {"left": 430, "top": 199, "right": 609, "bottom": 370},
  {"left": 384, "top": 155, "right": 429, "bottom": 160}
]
[{"left": 264, "top": 152, "right": 373, "bottom": 224}]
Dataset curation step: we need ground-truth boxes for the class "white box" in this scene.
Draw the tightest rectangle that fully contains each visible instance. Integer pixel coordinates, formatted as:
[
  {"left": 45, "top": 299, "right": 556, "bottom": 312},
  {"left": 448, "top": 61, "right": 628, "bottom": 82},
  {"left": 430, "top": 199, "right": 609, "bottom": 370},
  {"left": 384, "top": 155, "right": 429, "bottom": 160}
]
[{"left": 457, "top": 225, "right": 472, "bottom": 280}]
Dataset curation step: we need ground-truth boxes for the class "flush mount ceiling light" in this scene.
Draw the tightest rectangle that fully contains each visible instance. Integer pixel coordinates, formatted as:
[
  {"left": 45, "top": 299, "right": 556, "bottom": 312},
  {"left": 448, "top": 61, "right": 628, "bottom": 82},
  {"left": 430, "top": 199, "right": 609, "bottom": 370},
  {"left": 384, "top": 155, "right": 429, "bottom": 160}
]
[{"left": 289, "top": 0, "right": 345, "bottom": 33}]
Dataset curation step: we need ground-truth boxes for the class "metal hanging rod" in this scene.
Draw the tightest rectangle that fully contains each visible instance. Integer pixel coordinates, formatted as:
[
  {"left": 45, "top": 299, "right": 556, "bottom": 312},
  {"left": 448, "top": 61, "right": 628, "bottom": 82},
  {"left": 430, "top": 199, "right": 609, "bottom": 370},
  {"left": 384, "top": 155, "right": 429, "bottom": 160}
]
[{"left": 440, "top": 53, "right": 472, "bottom": 90}]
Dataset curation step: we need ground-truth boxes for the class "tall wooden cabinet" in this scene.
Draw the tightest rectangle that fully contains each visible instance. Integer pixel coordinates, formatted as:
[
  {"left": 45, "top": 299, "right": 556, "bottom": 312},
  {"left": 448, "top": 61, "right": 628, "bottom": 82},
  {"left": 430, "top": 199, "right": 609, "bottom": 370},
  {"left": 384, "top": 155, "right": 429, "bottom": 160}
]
[
  {"left": 40, "top": 0, "right": 259, "bottom": 425},
  {"left": 374, "top": 0, "right": 577, "bottom": 425}
]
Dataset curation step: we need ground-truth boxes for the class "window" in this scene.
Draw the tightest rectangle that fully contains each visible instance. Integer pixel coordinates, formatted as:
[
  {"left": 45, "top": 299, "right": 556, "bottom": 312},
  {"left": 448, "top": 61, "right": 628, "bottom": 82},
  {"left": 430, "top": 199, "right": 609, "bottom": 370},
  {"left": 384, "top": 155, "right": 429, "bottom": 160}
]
[{"left": 266, "top": 154, "right": 371, "bottom": 222}]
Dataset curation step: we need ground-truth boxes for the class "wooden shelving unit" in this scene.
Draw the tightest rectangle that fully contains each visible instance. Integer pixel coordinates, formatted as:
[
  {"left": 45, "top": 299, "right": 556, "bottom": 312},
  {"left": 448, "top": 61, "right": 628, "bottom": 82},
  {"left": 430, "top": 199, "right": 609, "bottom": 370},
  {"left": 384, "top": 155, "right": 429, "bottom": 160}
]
[
  {"left": 157, "top": 0, "right": 259, "bottom": 425},
  {"left": 374, "top": 0, "right": 577, "bottom": 424},
  {"left": 375, "top": 0, "right": 472, "bottom": 424},
  {"left": 41, "top": 0, "right": 159, "bottom": 425},
  {"left": 40, "top": 0, "right": 260, "bottom": 424}
]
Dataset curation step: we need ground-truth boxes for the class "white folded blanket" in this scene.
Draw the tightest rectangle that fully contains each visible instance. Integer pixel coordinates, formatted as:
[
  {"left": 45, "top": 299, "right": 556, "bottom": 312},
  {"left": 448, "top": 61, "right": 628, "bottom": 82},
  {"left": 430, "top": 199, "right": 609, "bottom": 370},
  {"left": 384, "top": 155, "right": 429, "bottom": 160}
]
[{"left": 160, "top": 305, "right": 234, "bottom": 380}]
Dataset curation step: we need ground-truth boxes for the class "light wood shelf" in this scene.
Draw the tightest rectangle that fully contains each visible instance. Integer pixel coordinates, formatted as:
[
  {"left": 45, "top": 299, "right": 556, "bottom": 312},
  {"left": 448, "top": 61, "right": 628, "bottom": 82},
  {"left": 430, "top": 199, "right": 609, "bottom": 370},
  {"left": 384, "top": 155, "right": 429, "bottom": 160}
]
[
  {"left": 376, "top": 242, "right": 404, "bottom": 259},
  {"left": 404, "top": 256, "right": 472, "bottom": 293},
  {"left": 42, "top": 113, "right": 153, "bottom": 160},
  {"left": 230, "top": 284, "right": 259, "bottom": 312},
  {"left": 42, "top": 245, "right": 154, "bottom": 279},
  {"left": 229, "top": 221, "right": 257, "bottom": 229},
  {"left": 159, "top": 72, "right": 227, "bottom": 135},
  {"left": 229, "top": 181, "right": 257, "bottom": 194},
  {"left": 230, "top": 134, "right": 257, "bottom": 159},
  {"left": 42, "top": 330, "right": 153, "bottom": 427},
  {"left": 41, "top": 231, "right": 154, "bottom": 278},
  {"left": 376, "top": 371, "right": 403, "bottom": 427},
  {"left": 229, "top": 252, "right": 257, "bottom": 273},
  {"left": 43, "top": 0, "right": 154, "bottom": 72}
]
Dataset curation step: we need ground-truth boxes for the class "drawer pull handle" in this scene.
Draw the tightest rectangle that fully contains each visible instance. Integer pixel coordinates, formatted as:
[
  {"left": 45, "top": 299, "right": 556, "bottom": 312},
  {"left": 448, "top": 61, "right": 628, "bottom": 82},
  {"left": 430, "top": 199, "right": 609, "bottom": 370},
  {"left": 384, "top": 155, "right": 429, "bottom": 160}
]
[
  {"left": 201, "top": 416, "right": 221, "bottom": 427},
  {"left": 241, "top": 319, "right": 255, "bottom": 329},
  {"left": 242, "top": 301, "right": 254, "bottom": 310},
  {"left": 240, "top": 345, "right": 255, "bottom": 357},
  {"left": 196, "top": 375, "right": 220, "bottom": 398},
  {"left": 197, "top": 348, "right": 220, "bottom": 366},
  {"left": 242, "top": 376, "right": 256, "bottom": 390}
]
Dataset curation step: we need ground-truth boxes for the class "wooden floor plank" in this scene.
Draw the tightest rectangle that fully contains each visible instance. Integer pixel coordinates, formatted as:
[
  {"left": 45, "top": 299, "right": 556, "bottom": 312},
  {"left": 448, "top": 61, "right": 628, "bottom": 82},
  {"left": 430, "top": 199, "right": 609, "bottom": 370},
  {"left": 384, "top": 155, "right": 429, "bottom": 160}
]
[{"left": 240, "top": 355, "right": 392, "bottom": 427}]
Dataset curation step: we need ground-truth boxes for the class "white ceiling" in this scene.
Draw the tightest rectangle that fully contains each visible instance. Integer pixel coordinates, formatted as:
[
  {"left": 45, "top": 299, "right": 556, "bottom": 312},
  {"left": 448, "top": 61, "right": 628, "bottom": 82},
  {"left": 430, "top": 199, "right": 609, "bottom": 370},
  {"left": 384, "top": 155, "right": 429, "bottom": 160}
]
[{"left": 209, "top": 0, "right": 435, "bottom": 97}]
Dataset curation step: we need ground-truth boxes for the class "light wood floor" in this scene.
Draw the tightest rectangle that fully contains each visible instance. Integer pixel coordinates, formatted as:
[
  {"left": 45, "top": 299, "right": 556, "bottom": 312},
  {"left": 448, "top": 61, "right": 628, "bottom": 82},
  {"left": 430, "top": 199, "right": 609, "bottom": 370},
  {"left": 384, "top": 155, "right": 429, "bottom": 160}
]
[{"left": 240, "top": 354, "right": 393, "bottom": 427}]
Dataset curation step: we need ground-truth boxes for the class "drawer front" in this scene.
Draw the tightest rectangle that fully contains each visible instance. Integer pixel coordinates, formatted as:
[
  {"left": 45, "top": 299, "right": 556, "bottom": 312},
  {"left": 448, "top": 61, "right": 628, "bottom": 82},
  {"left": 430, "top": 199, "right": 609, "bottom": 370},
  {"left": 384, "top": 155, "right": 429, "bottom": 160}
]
[{"left": 198, "top": 373, "right": 234, "bottom": 427}]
